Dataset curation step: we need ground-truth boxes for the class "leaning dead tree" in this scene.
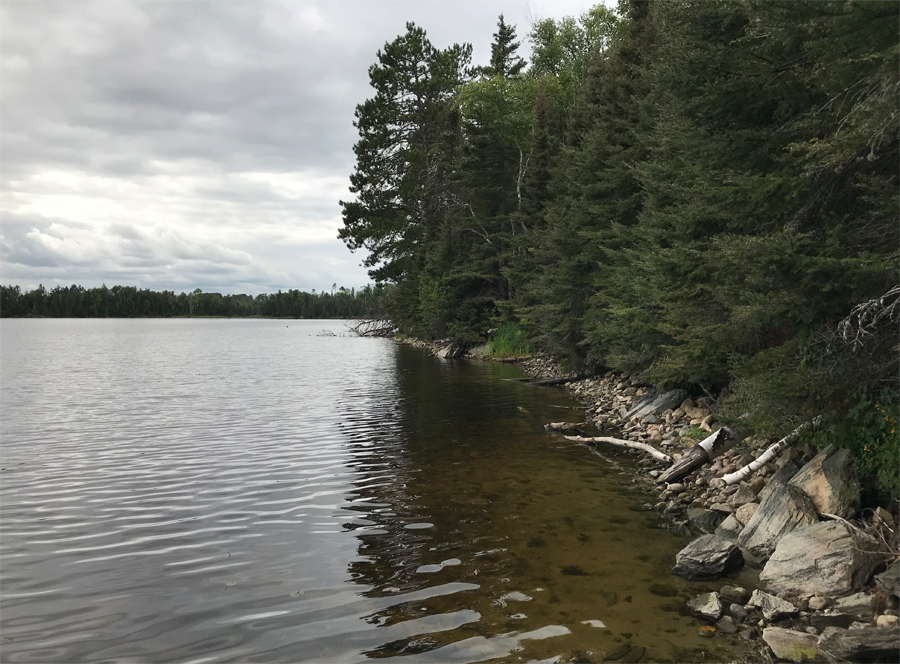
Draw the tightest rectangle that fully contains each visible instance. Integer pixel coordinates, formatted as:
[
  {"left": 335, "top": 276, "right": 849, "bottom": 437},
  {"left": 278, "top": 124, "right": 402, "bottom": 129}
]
[
  {"left": 723, "top": 418, "right": 820, "bottom": 485},
  {"left": 656, "top": 428, "right": 736, "bottom": 484},
  {"left": 348, "top": 318, "right": 395, "bottom": 338}
]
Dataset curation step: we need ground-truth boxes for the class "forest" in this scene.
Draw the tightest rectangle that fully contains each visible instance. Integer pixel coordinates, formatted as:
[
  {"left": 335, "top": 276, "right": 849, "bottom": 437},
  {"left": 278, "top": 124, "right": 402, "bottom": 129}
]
[
  {"left": 0, "top": 284, "right": 386, "bottom": 319},
  {"left": 339, "top": 1, "right": 898, "bottom": 491}
]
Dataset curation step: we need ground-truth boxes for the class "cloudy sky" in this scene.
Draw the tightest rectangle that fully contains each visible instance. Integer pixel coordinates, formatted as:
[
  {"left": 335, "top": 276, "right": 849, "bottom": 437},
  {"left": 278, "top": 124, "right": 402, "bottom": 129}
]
[{"left": 1, "top": 0, "right": 602, "bottom": 295}]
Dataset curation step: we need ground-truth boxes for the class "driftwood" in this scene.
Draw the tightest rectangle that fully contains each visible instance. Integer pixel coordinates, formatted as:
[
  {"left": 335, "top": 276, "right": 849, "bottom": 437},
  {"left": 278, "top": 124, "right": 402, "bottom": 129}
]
[
  {"left": 656, "top": 428, "right": 735, "bottom": 484},
  {"left": 565, "top": 435, "right": 671, "bottom": 463},
  {"left": 544, "top": 421, "right": 587, "bottom": 436},
  {"left": 348, "top": 318, "right": 394, "bottom": 338},
  {"left": 525, "top": 375, "right": 584, "bottom": 387},
  {"left": 722, "top": 418, "right": 820, "bottom": 485}
]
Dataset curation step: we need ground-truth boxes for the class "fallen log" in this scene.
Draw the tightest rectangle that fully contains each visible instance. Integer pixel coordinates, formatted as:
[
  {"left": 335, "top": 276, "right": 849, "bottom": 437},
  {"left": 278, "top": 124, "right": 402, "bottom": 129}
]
[
  {"left": 656, "top": 428, "right": 735, "bottom": 484},
  {"left": 722, "top": 418, "right": 820, "bottom": 485},
  {"left": 544, "top": 422, "right": 587, "bottom": 436},
  {"left": 564, "top": 435, "right": 671, "bottom": 463},
  {"left": 525, "top": 375, "right": 585, "bottom": 387}
]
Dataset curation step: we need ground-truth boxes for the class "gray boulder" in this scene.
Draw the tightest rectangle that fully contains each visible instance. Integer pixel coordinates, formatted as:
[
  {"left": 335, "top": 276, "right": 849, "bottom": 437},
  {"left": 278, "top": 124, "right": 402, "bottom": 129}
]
[
  {"left": 759, "top": 521, "right": 883, "bottom": 599},
  {"left": 758, "top": 459, "right": 800, "bottom": 503},
  {"left": 436, "top": 343, "right": 464, "bottom": 359},
  {"left": 748, "top": 589, "right": 798, "bottom": 621},
  {"left": 789, "top": 445, "right": 860, "bottom": 519},
  {"left": 687, "top": 592, "right": 724, "bottom": 621},
  {"left": 832, "top": 592, "right": 875, "bottom": 619},
  {"left": 671, "top": 534, "right": 744, "bottom": 581},
  {"left": 817, "top": 625, "right": 900, "bottom": 663},
  {"left": 624, "top": 389, "right": 688, "bottom": 423},
  {"left": 715, "top": 514, "right": 743, "bottom": 541},
  {"left": 738, "top": 483, "right": 819, "bottom": 565},
  {"left": 762, "top": 627, "right": 821, "bottom": 663},
  {"left": 719, "top": 584, "right": 750, "bottom": 605},
  {"left": 687, "top": 507, "right": 725, "bottom": 533},
  {"left": 875, "top": 559, "right": 900, "bottom": 599}
]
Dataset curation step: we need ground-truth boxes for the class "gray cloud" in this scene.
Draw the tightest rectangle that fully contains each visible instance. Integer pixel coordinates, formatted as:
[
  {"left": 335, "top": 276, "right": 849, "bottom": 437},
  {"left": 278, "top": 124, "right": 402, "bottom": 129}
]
[{"left": 1, "top": 0, "right": 598, "bottom": 294}]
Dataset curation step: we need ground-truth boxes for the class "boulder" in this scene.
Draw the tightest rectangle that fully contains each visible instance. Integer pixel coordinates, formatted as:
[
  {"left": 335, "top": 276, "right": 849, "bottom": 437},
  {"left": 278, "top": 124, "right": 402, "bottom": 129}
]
[
  {"left": 624, "top": 389, "right": 689, "bottom": 423},
  {"left": 789, "top": 445, "right": 861, "bottom": 518},
  {"left": 759, "top": 522, "right": 884, "bottom": 599},
  {"left": 875, "top": 560, "right": 900, "bottom": 599},
  {"left": 817, "top": 625, "right": 900, "bottom": 663},
  {"left": 671, "top": 534, "right": 744, "bottom": 581},
  {"left": 832, "top": 592, "right": 875, "bottom": 619},
  {"left": 715, "top": 514, "right": 743, "bottom": 541},
  {"left": 738, "top": 483, "right": 819, "bottom": 564},
  {"left": 436, "top": 343, "right": 464, "bottom": 359},
  {"left": 687, "top": 507, "right": 725, "bottom": 533},
  {"left": 735, "top": 502, "right": 759, "bottom": 526},
  {"left": 729, "top": 486, "right": 757, "bottom": 508},
  {"left": 748, "top": 589, "right": 798, "bottom": 621},
  {"left": 876, "top": 614, "right": 899, "bottom": 628},
  {"left": 758, "top": 460, "right": 801, "bottom": 503},
  {"left": 687, "top": 592, "right": 724, "bottom": 621},
  {"left": 762, "top": 627, "right": 821, "bottom": 662}
]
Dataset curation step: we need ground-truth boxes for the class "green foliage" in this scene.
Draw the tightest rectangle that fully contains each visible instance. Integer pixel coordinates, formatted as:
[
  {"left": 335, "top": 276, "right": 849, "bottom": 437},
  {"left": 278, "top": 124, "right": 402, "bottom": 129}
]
[
  {"left": 485, "top": 322, "right": 532, "bottom": 358},
  {"left": 811, "top": 391, "right": 900, "bottom": 504}
]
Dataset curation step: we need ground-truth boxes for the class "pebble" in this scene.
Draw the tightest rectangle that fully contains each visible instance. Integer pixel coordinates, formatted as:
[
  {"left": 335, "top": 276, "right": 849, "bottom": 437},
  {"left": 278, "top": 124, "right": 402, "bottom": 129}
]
[{"left": 876, "top": 614, "right": 899, "bottom": 628}]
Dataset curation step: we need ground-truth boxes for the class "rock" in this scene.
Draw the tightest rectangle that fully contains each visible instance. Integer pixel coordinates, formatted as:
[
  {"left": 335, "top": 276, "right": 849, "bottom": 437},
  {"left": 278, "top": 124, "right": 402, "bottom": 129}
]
[
  {"left": 687, "top": 507, "right": 725, "bottom": 533},
  {"left": 711, "top": 502, "right": 735, "bottom": 514},
  {"left": 715, "top": 514, "right": 744, "bottom": 541},
  {"left": 666, "top": 483, "right": 686, "bottom": 494},
  {"left": 730, "top": 603, "right": 749, "bottom": 622},
  {"left": 748, "top": 589, "right": 798, "bottom": 621},
  {"left": 762, "top": 627, "right": 821, "bottom": 662},
  {"left": 817, "top": 625, "right": 900, "bottom": 663},
  {"left": 688, "top": 592, "right": 724, "bottom": 621},
  {"left": 720, "top": 584, "right": 750, "bottom": 605},
  {"left": 810, "top": 614, "right": 857, "bottom": 632},
  {"left": 738, "top": 483, "right": 819, "bottom": 565},
  {"left": 876, "top": 614, "right": 899, "bottom": 628},
  {"left": 758, "top": 460, "right": 801, "bottom": 503},
  {"left": 735, "top": 502, "right": 759, "bottom": 526},
  {"left": 709, "top": 477, "right": 726, "bottom": 490},
  {"left": 759, "top": 522, "right": 884, "bottom": 599},
  {"left": 789, "top": 445, "right": 861, "bottom": 519},
  {"left": 748, "top": 476, "right": 767, "bottom": 495},
  {"left": 436, "top": 343, "right": 464, "bottom": 359},
  {"left": 624, "top": 389, "right": 689, "bottom": 423},
  {"left": 874, "top": 506, "right": 896, "bottom": 528},
  {"left": 729, "top": 486, "right": 758, "bottom": 508},
  {"left": 671, "top": 534, "right": 744, "bottom": 581},
  {"left": 833, "top": 592, "right": 875, "bottom": 619},
  {"left": 716, "top": 615, "right": 737, "bottom": 634},
  {"left": 808, "top": 596, "right": 829, "bottom": 611},
  {"left": 875, "top": 560, "right": 900, "bottom": 599}
]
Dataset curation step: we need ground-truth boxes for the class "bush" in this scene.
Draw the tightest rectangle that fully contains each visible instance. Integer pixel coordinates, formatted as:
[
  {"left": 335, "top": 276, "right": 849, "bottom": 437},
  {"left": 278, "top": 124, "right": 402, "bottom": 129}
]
[{"left": 485, "top": 322, "right": 532, "bottom": 358}]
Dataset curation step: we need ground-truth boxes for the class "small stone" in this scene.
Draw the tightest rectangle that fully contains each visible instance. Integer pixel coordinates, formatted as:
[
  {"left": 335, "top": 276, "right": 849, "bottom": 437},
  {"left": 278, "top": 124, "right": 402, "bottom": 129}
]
[
  {"left": 729, "top": 485, "right": 757, "bottom": 508},
  {"left": 808, "top": 596, "right": 829, "bottom": 611},
  {"left": 666, "top": 483, "right": 686, "bottom": 494},
  {"left": 876, "top": 614, "right": 899, "bottom": 628},
  {"left": 748, "top": 589, "right": 798, "bottom": 621},
  {"left": 710, "top": 502, "right": 734, "bottom": 514},
  {"left": 734, "top": 502, "right": 758, "bottom": 526},
  {"left": 716, "top": 615, "right": 737, "bottom": 634},
  {"left": 709, "top": 477, "right": 726, "bottom": 490},
  {"left": 688, "top": 592, "right": 724, "bottom": 621},
  {"left": 720, "top": 585, "right": 750, "bottom": 605},
  {"left": 730, "top": 603, "right": 749, "bottom": 622}
]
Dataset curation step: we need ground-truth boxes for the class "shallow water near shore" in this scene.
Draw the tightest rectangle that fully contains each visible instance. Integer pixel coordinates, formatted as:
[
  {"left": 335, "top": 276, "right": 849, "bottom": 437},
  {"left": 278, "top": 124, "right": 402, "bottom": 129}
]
[{"left": 1, "top": 319, "right": 745, "bottom": 663}]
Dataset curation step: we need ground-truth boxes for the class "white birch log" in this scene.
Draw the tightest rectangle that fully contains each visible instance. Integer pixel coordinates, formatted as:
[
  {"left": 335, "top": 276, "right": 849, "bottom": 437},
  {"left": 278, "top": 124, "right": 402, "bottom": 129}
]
[
  {"left": 722, "top": 418, "right": 820, "bottom": 485},
  {"left": 564, "top": 435, "right": 671, "bottom": 462}
]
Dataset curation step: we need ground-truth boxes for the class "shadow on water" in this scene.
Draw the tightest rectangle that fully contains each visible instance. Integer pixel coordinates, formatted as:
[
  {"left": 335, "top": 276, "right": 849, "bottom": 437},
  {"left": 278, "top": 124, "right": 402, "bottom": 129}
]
[{"left": 336, "top": 345, "right": 745, "bottom": 663}]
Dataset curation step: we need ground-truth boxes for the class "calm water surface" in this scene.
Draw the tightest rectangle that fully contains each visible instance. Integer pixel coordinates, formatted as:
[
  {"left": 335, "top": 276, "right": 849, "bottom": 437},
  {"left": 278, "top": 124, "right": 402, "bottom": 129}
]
[{"left": 1, "top": 319, "right": 742, "bottom": 663}]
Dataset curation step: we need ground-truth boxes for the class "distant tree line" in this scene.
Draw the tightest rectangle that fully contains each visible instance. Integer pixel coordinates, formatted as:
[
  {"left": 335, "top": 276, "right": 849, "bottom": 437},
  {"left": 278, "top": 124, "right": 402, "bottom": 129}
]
[
  {"left": 0, "top": 284, "right": 388, "bottom": 319},
  {"left": 340, "top": 0, "right": 898, "bottom": 492}
]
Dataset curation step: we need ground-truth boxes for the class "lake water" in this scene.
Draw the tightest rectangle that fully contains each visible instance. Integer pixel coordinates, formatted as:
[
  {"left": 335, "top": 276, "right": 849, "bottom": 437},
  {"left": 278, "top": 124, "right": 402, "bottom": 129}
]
[{"left": 0, "top": 319, "right": 743, "bottom": 663}]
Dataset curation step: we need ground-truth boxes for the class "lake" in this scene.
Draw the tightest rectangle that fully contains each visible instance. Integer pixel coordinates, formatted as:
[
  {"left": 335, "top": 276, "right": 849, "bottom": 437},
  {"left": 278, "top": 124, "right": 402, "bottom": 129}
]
[{"left": 0, "top": 319, "right": 742, "bottom": 663}]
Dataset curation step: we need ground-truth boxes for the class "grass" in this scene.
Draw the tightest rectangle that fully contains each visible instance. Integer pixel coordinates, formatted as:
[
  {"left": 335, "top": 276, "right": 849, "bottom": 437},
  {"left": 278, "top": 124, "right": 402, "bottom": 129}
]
[{"left": 484, "top": 322, "right": 532, "bottom": 358}]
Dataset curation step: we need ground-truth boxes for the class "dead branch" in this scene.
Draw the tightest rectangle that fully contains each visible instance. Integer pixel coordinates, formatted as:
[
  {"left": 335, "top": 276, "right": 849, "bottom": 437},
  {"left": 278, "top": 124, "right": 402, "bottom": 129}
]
[{"left": 565, "top": 435, "right": 671, "bottom": 463}]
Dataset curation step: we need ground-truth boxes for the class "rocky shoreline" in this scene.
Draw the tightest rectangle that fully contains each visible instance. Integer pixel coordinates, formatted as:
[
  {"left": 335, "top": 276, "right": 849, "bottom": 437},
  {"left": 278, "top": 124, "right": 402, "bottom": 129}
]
[{"left": 403, "top": 338, "right": 900, "bottom": 663}]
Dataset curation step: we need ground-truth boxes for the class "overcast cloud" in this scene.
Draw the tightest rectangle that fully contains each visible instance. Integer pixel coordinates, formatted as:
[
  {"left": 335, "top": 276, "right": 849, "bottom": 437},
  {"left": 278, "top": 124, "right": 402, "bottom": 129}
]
[{"left": 1, "top": 0, "right": 600, "bottom": 294}]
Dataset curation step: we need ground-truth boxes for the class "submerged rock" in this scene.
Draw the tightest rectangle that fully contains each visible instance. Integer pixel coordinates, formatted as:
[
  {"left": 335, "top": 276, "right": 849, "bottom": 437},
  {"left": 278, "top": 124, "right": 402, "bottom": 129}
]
[
  {"left": 738, "top": 483, "right": 819, "bottom": 565},
  {"left": 762, "top": 627, "right": 821, "bottom": 662},
  {"left": 759, "top": 521, "right": 883, "bottom": 599},
  {"left": 671, "top": 534, "right": 744, "bottom": 581},
  {"left": 789, "top": 445, "right": 860, "bottom": 519},
  {"left": 817, "top": 625, "right": 900, "bottom": 663},
  {"left": 687, "top": 507, "right": 725, "bottom": 533},
  {"left": 687, "top": 592, "right": 724, "bottom": 621}
]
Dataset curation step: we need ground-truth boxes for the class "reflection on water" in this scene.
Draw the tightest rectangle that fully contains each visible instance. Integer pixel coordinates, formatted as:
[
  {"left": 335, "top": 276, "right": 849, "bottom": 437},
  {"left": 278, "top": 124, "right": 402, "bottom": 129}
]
[{"left": 0, "top": 319, "right": 742, "bottom": 663}]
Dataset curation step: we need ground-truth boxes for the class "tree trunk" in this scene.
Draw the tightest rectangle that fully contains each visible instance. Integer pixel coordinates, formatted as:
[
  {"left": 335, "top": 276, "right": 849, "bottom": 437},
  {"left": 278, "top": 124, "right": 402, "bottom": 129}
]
[{"left": 656, "top": 428, "right": 735, "bottom": 484}]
